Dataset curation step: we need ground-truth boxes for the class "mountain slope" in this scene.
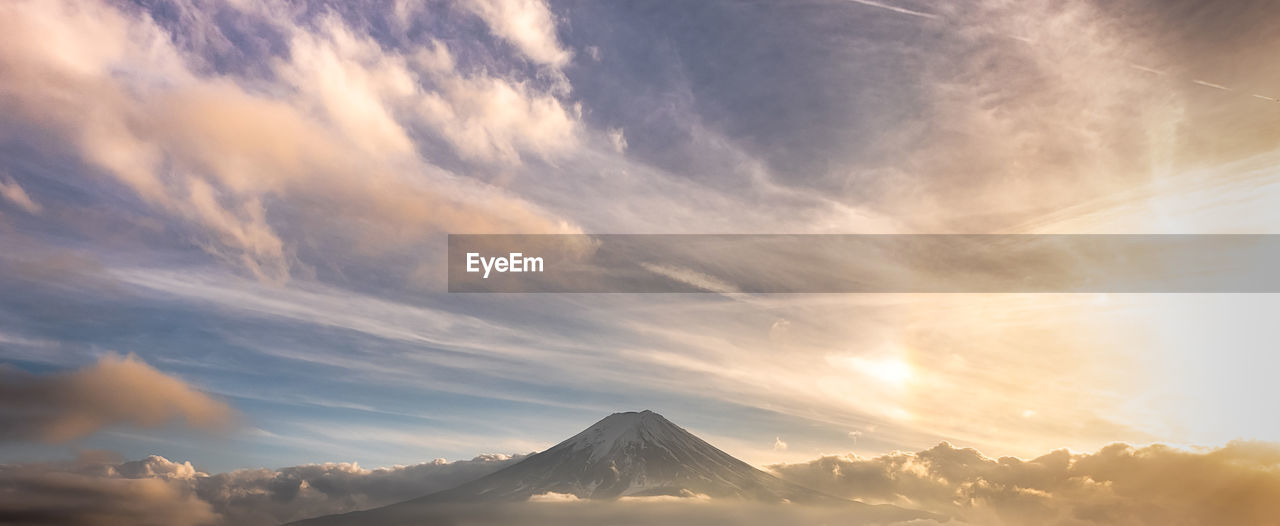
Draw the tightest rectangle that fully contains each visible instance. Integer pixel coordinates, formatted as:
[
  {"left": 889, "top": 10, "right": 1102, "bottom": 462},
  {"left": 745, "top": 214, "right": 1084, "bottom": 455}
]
[
  {"left": 291, "top": 410, "right": 942, "bottom": 525},
  {"left": 413, "top": 410, "right": 839, "bottom": 503}
]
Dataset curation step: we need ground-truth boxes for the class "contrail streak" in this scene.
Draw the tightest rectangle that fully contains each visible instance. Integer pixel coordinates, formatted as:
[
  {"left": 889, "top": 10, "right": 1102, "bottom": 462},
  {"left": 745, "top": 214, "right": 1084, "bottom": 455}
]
[
  {"left": 847, "top": 0, "right": 938, "bottom": 20},
  {"left": 1128, "top": 64, "right": 1166, "bottom": 76},
  {"left": 1192, "top": 79, "right": 1232, "bottom": 91}
]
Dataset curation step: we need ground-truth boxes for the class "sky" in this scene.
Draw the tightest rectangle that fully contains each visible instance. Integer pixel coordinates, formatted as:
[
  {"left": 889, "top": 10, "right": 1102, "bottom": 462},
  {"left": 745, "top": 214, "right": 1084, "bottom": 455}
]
[{"left": 2, "top": 0, "right": 1280, "bottom": 491}]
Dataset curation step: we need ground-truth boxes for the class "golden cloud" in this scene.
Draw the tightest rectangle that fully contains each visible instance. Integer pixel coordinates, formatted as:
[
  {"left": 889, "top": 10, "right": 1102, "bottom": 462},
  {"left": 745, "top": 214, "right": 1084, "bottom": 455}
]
[{"left": 0, "top": 353, "right": 234, "bottom": 442}]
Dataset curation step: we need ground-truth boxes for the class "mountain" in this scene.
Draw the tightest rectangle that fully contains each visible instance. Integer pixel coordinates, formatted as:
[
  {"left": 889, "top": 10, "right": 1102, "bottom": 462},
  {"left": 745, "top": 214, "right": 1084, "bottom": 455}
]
[
  {"left": 292, "top": 410, "right": 940, "bottom": 525},
  {"left": 411, "top": 409, "right": 839, "bottom": 503}
]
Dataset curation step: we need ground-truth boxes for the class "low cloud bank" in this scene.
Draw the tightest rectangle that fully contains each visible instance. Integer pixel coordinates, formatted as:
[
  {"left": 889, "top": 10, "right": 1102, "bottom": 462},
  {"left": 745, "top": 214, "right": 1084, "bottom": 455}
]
[
  {"left": 0, "top": 453, "right": 522, "bottom": 526},
  {"left": 292, "top": 499, "right": 937, "bottom": 526},
  {"left": 2, "top": 441, "right": 1277, "bottom": 525},
  {"left": 769, "top": 441, "right": 1280, "bottom": 525}
]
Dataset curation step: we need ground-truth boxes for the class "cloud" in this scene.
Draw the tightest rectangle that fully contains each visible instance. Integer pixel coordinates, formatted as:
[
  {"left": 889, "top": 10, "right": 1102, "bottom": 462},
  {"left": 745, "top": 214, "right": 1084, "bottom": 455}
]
[
  {"left": 773, "top": 437, "right": 788, "bottom": 451},
  {"left": 607, "top": 128, "right": 627, "bottom": 153},
  {"left": 0, "top": 353, "right": 233, "bottom": 442},
  {"left": 0, "top": 460, "right": 217, "bottom": 526},
  {"left": 4, "top": 441, "right": 1278, "bottom": 525},
  {"left": 0, "top": 0, "right": 578, "bottom": 282},
  {"left": 639, "top": 263, "right": 740, "bottom": 293},
  {"left": 769, "top": 440, "right": 1280, "bottom": 525},
  {"left": 301, "top": 500, "right": 940, "bottom": 525},
  {"left": 845, "top": 0, "right": 939, "bottom": 20},
  {"left": 461, "top": 0, "right": 572, "bottom": 68},
  {"left": 195, "top": 454, "right": 523, "bottom": 524},
  {"left": 0, "top": 453, "right": 521, "bottom": 526},
  {"left": 528, "top": 491, "right": 580, "bottom": 502},
  {"left": 617, "top": 490, "right": 711, "bottom": 503},
  {"left": 415, "top": 60, "right": 581, "bottom": 164},
  {"left": 0, "top": 176, "right": 40, "bottom": 214}
]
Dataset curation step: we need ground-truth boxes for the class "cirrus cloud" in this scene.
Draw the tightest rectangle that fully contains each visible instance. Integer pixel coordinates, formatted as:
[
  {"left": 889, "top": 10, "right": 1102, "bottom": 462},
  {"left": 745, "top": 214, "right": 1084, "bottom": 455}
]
[{"left": 0, "top": 0, "right": 580, "bottom": 282}]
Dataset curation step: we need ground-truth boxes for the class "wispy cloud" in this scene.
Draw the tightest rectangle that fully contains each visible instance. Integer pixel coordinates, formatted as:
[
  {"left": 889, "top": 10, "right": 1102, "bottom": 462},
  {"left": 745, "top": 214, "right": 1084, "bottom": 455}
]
[
  {"left": 0, "top": 176, "right": 40, "bottom": 214},
  {"left": 845, "top": 0, "right": 938, "bottom": 20},
  {"left": 1192, "top": 79, "right": 1232, "bottom": 91}
]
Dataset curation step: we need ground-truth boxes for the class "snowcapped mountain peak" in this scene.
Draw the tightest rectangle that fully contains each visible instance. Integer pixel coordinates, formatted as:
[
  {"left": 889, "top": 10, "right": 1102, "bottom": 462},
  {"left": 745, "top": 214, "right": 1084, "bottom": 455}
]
[
  {"left": 293, "top": 411, "right": 940, "bottom": 525},
  {"left": 559, "top": 410, "right": 681, "bottom": 461},
  {"left": 400, "top": 410, "right": 845, "bottom": 503}
]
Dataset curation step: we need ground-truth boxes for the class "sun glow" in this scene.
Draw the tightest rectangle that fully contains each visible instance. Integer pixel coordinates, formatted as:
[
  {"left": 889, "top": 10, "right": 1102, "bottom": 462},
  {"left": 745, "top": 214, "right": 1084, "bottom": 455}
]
[{"left": 827, "top": 354, "right": 914, "bottom": 387}]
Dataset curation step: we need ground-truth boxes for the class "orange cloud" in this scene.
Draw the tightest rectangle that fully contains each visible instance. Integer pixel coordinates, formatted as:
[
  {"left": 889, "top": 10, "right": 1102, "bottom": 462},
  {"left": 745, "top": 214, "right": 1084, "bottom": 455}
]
[
  {"left": 769, "top": 440, "right": 1280, "bottom": 525},
  {"left": 0, "top": 353, "right": 234, "bottom": 442}
]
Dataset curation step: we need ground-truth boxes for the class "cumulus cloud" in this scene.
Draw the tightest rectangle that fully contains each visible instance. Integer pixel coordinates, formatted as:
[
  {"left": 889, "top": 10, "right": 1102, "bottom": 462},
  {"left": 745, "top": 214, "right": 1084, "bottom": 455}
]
[
  {"left": 0, "top": 453, "right": 522, "bottom": 526},
  {"left": 769, "top": 440, "right": 1280, "bottom": 525},
  {"left": 0, "top": 460, "right": 217, "bottom": 526},
  {"left": 4, "top": 441, "right": 1277, "bottom": 525},
  {"left": 196, "top": 454, "right": 523, "bottom": 525},
  {"left": 0, "top": 353, "right": 233, "bottom": 442}
]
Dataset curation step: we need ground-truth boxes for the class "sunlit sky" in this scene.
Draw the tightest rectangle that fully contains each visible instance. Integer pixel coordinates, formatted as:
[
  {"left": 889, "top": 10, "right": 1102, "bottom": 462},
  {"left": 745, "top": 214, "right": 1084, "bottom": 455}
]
[{"left": 1, "top": 0, "right": 1279, "bottom": 473}]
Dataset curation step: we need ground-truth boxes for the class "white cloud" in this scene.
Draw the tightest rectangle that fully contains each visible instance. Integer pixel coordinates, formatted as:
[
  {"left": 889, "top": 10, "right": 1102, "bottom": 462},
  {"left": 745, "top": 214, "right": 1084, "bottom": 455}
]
[
  {"left": 0, "top": 0, "right": 579, "bottom": 282},
  {"left": 528, "top": 491, "right": 581, "bottom": 502},
  {"left": 416, "top": 65, "right": 581, "bottom": 164},
  {"left": 461, "top": 0, "right": 572, "bottom": 68}
]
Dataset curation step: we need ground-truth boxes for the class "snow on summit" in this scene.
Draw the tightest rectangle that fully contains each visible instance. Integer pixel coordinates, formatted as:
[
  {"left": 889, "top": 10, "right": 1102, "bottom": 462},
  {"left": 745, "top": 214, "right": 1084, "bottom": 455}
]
[
  {"left": 290, "top": 411, "right": 942, "bottom": 526},
  {"left": 367, "top": 410, "right": 845, "bottom": 503}
]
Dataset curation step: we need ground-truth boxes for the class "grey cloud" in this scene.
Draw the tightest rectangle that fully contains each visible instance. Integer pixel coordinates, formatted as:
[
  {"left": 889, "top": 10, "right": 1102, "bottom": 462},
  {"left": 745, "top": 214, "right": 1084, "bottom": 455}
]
[
  {"left": 195, "top": 453, "right": 525, "bottom": 525},
  {"left": 0, "top": 459, "right": 215, "bottom": 526},
  {"left": 0, "top": 453, "right": 522, "bottom": 526}
]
